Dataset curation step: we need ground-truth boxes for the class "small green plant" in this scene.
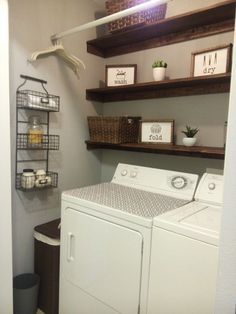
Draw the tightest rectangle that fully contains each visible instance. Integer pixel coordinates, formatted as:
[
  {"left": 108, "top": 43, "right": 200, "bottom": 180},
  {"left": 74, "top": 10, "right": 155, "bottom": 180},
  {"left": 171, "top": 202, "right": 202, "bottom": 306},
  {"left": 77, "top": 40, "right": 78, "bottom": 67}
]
[
  {"left": 182, "top": 125, "right": 199, "bottom": 138},
  {"left": 152, "top": 60, "right": 167, "bottom": 68}
]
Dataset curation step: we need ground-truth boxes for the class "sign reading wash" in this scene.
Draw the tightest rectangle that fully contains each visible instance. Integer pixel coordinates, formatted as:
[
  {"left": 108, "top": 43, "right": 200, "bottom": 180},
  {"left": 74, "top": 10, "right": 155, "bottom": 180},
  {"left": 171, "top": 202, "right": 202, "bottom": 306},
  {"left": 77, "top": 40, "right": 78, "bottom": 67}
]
[
  {"left": 140, "top": 120, "right": 174, "bottom": 144},
  {"left": 106, "top": 64, "right": 137, "bottom": 86}
]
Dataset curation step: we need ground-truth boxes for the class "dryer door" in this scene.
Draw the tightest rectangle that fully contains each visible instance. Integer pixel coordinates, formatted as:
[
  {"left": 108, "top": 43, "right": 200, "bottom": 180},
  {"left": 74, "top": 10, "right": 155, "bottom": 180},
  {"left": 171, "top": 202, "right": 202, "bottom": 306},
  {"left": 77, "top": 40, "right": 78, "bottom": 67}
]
[{"left": 60, "top": 206, "right": 143, "bottom": 314}]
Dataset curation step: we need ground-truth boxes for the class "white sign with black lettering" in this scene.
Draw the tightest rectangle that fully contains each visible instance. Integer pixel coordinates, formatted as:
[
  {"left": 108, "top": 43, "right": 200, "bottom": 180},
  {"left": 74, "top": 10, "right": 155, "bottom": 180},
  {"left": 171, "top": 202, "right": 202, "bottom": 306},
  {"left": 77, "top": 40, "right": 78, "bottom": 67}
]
[
  {"left": 140, "top": 121, "right": 173, "bottom": 144},
  {"left": 106, "top": 65, "right": 137, "bottom": 86},
  {"left": 191, "top": 45, "right": 232, "bottom": 77}
]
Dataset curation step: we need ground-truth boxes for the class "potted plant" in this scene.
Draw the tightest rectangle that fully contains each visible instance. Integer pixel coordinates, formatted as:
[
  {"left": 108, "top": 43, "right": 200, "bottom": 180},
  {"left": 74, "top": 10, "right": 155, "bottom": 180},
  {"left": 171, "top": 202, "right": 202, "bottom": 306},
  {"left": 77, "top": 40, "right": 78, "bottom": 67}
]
[
  {"left": 152, "top": 60, "right": 167, "bottom": 81},
  {"left": 181, "top": 125, "right": 199, "bottom": 146}
]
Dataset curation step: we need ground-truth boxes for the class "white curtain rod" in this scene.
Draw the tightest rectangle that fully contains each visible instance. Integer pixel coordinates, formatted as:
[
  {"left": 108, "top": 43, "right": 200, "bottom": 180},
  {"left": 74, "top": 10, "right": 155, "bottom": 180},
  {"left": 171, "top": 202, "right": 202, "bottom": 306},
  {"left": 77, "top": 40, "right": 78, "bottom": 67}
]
[{"left": 51, "top": 0, "right": 171, "bottom": 42}]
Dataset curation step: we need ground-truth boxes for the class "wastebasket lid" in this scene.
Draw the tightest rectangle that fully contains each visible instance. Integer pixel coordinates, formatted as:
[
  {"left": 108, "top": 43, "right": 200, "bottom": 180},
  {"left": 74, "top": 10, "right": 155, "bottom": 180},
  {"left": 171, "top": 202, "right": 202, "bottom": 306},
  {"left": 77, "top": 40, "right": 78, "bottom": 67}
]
[{"left": 34, "top": 218, "right": 60, "bottom": 239}]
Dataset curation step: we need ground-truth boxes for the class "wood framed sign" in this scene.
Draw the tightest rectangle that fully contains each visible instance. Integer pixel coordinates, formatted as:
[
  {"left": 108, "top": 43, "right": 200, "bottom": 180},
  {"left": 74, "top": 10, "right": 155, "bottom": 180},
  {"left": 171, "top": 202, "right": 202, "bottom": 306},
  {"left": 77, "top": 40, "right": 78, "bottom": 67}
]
[
  {"left": 191, "top": 44, "right": 232, "bottom": 77},
  {"left": 105, "top": 64, "right": 137, "bottom": 87},
  {"left": 139, "top": 119, "right": 174, "bottom": 144}
]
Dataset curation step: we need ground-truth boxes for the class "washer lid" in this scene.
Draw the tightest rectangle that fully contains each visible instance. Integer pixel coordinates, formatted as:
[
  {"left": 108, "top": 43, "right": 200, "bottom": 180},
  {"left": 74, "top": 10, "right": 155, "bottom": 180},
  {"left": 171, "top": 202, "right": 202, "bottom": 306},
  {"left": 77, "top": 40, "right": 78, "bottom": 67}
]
[
  {"left": 154, "top": 201, "right": 221, "bottom": 245},
  {"left": 179, "top": 206, "right": 220, "bottom": 234}
]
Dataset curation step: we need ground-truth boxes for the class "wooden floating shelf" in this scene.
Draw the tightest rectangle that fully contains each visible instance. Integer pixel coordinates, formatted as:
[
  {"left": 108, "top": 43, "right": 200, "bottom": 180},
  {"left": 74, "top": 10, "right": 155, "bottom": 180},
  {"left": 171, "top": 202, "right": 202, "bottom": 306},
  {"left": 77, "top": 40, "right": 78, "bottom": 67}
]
[
  {"left": 86, "top": 141, "right": 225, "bottom": 160},
  {"left": 87, "top": 0, "right": 236, "bottom": 58},
  {"left": 86, "top": 73, "right": 231, "bottom": 102}
]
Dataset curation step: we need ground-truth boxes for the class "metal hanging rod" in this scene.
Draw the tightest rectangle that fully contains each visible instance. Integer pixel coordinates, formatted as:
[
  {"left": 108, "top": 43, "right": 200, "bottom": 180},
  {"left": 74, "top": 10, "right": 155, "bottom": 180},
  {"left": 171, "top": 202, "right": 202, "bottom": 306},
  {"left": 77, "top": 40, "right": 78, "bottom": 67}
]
[
  {"left": 51, "top": 0, "right": 171, "bottom": 42},
  {"left": 20, "top": 75, "right": 47, "bottom": 84}
]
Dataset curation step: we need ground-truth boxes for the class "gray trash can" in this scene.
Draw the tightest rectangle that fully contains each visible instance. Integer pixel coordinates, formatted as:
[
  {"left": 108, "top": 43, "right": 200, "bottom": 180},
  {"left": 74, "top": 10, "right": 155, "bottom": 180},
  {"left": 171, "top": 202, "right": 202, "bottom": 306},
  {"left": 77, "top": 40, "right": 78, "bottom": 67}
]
[{"left": 13, "top": 273, "right": 40, "bottom": 314}]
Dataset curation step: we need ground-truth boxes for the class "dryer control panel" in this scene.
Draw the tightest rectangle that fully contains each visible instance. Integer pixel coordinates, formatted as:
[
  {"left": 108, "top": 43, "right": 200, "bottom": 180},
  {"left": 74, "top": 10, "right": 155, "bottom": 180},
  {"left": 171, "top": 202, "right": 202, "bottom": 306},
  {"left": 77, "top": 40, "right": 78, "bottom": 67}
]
[
  {"left": 112, "top": 163, "right": 199, "bottom": 200},
  {"left": 195, "top": 173, "right": 223, "bottom": 206}
]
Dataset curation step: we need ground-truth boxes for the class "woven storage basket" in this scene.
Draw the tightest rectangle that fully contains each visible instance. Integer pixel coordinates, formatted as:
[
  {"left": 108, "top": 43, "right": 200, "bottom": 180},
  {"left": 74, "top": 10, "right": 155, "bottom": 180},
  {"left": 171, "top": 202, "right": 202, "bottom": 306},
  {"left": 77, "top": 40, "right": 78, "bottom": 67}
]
[
  {"left": 88, "top": 116, "right": 141, "bottom": 144},
  {"left": 105, "top": 0, "right": 167, "bottom": 33}
]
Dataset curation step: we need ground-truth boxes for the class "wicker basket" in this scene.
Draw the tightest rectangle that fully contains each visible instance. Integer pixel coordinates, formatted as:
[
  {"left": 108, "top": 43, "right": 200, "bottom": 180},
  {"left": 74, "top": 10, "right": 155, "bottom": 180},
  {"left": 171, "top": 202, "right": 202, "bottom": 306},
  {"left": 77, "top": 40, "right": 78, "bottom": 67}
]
[
  {"left": 88, "top": 116, "right": 141, "bottom": 144},
  {"left": 105, "top": 0, "right": 167, "bottom": 33}
]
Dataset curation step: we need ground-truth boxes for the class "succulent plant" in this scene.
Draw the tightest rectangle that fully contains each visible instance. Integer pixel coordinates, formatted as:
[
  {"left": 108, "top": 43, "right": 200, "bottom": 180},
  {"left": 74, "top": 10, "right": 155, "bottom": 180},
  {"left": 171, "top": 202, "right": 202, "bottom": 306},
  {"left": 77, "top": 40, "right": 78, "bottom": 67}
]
[
  {"left": 182, "top": 125, "right": 199, "bottom": 138},
  {"left": 152, "top": 60, "right": 167, "bottom": 68}
]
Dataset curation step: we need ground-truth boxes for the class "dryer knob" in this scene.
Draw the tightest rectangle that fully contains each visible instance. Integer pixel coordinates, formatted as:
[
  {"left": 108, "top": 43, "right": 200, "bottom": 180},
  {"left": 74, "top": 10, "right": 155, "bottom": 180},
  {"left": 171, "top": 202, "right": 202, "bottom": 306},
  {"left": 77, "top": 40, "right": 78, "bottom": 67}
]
[
  {"left": 130, "top": 171, "right": 137, "bottom": 178},
  {"left": 121, "top": 170, "right": 128, "bottom": 176},
  {"left": 208, "top": 183, "right": 216, "bottom": 190}
]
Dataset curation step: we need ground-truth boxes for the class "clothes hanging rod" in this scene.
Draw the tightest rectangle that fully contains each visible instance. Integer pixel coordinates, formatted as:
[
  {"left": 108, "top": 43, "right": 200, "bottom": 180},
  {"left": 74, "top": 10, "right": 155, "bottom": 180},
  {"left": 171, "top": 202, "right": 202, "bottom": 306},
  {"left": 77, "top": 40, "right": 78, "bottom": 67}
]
[{"left": 51, "top": 0, "right": 171, "bottom": 42}]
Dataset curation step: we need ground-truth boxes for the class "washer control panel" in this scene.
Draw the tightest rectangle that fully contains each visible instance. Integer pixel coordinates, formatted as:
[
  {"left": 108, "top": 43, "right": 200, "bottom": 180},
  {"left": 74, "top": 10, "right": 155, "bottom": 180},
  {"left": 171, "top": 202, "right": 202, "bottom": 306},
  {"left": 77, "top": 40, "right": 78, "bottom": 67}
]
[
  {"left": 112, "top": 163, "right": 199, "bottom": 200},
  {"left": 195, "top": 173, "right": 223, "bottom": 205}
]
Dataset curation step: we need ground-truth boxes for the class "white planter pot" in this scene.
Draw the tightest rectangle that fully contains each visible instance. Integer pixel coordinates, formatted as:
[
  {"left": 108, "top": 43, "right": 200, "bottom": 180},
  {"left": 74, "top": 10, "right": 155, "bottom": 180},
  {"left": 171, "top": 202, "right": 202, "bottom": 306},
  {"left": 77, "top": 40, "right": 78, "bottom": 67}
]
[
  {"left": 153, "top": 67, "right": 166, "bottom": 81},
  {"left": 183, "top": 137, "right": 197, "bottom": 147}
]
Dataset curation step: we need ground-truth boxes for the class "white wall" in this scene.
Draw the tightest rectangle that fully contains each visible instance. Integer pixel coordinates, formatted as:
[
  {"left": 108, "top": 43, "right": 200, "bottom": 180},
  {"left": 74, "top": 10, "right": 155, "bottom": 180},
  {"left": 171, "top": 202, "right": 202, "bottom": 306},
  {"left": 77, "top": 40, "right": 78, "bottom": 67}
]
[
  {"left": 0, "top": 0, "right": 13, "bottom": 312},
  {"left": 215, "top": 12, "right": 236, "bottom": 314},
  {"left": 100, "top": 0, "right": 232, "bottom": 181},
  {"left": 9, "top": 0, "right": 104, "bottom": 274}
]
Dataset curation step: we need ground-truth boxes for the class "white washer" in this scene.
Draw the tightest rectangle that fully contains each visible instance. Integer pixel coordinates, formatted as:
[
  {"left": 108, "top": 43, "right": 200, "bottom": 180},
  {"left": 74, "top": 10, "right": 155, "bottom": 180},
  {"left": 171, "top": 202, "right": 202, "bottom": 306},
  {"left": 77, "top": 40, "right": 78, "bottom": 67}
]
[
  {"left": 147, "top": 173, "right": 223, "bottom": 314},
  {"left": 59, "top": 163, "right": 198, "bottom": 314}
]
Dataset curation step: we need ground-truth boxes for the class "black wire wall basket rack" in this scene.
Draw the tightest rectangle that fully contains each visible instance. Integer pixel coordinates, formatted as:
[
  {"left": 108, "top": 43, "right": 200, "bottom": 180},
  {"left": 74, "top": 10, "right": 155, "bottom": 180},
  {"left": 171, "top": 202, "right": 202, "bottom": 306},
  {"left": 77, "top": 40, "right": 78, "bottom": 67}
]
[{"left": 15, "top": 75, "right": 60, "bottom": 191}]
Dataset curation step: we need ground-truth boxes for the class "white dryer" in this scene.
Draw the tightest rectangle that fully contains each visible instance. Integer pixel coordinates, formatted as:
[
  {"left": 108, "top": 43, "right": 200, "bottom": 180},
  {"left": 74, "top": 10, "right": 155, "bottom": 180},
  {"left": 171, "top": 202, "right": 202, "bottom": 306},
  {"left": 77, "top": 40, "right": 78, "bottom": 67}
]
[
  {"left": 147, "top": 173, "right": 223, "bottom": 314},
  {"left": 59, "top": 163, "right": 198, "bottom": 314}
]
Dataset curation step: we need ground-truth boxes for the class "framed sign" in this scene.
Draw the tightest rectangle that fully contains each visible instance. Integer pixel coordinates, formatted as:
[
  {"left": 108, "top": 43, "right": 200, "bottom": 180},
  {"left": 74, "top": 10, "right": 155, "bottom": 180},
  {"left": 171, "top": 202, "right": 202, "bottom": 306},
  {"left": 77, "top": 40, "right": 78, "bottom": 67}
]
[
  {"left": 106, "top": 64, "right": 137, "bottom": 87},
  {"left": 191, "top": 44, "right": 232, "bottom": 77},
  {"left": 139, "top": 119, "right": 174, "bottom": 144}
]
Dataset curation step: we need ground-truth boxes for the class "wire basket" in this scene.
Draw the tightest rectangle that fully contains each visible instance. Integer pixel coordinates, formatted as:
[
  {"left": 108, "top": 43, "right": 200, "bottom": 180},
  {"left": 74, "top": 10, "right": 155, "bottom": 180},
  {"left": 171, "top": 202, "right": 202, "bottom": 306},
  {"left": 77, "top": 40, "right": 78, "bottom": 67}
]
[
  {"left": 88, "top": 116, "right": 141, "bottom": 144},
  {"left": 105, "top": 0, "right": 167, "bottom": 33},
  {"left": 17, "top": 89, "right": 60, "bottom": 112},
  {"left": 16, "top": 171, "right": 58, "bottom": 191},
  {"left": 17, "top": 134, "right": 60, "bottom": 150}
]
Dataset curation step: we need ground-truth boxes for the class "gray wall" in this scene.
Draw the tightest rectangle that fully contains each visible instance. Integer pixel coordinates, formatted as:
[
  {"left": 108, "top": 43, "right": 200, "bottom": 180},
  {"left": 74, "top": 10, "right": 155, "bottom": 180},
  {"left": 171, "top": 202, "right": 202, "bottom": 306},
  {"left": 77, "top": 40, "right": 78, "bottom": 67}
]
[
  {"left": 9, "top": 0, "right": 104, "bottom": 274},
  {"left": 100, "top": 0, "right": 233, "bottom": 182}
]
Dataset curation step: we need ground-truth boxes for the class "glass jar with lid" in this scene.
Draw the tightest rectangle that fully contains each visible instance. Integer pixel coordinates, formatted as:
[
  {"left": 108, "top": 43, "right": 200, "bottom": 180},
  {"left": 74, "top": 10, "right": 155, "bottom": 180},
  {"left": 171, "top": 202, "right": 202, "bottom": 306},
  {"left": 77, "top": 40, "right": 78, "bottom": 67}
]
[
  {"left": 21, "top": 169, "right": 35, "bottom": 189},
  {"left": 27, "top": 116, "right": 43, "bottom": 146}
]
